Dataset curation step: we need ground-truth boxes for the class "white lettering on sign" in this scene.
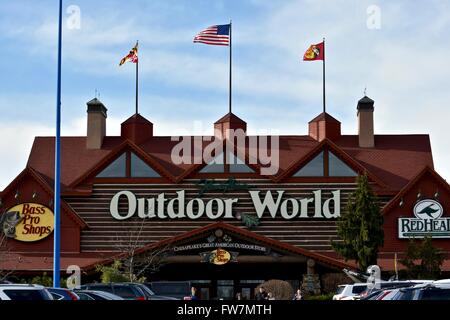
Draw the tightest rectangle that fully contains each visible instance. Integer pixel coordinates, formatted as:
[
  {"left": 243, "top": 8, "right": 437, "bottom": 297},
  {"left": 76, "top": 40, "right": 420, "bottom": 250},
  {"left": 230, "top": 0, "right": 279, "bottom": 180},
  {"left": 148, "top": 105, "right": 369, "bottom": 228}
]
[{"left": 109, "top": 190, "right": 341, "bottom": 220}]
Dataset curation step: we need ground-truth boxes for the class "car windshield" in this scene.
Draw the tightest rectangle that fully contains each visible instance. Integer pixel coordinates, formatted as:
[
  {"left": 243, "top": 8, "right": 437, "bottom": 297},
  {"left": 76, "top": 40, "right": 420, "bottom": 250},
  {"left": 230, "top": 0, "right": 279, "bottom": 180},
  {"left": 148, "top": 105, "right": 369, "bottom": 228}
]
[
  {"left": 419, "top": 288, "right": 450, "bottom": 300},
  {"left": 4, "top": 289, "right": 51, "bottom": 301},
  {"left": 113, "top": 285, "right": 139, "bottom": 298},
  {"left": 352, "top": 285, "right": 367, "bottom": 294},
  {"left": 77, "top": 293, "right": 94, "bottom": 300},
  {"left": 395, "top": 289, "right": 415, "bottom": 300},
  {"left": 139, "top": 285, "right": 156, "bottom": 297},
  {"left": 335, "top": 286, "right": 345, "bottom": 294},
  {"left": 88, "top": 285, "right": 113, "bottom": 293},
  {"left": 150, "top": 282, "right": 190, "bottom": 295}
]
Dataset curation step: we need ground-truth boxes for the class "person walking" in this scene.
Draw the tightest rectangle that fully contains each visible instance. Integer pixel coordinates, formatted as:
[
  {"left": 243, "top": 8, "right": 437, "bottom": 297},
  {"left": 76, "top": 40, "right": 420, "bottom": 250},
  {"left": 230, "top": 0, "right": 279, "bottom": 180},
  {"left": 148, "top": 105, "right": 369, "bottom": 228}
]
[
  {"left": 190, "top": 286, "right": 199, "bottom": 300},
  {"left": 293, "top": 288, "right": 303, "bottom": 300}
]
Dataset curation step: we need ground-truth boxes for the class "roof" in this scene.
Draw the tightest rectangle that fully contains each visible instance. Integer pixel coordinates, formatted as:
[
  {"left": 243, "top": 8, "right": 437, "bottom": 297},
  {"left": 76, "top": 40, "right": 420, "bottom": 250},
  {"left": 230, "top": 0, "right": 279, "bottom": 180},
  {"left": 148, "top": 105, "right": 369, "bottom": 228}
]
[
  {"left": 308, "top": 112, "right": 341, "bottom": 124},
  {"left": 382, "top": 166, "right": 450, "bottom": 215},
  {"left": 20, "top": 131, "right": 433, "bottom": 192},
  {"left": 214, "top": 112, "right": 246, "bottom": 124},
  {"left": 122, "top": 113, "right": 153, "bottom": 125},
  {"left": 92, "top": 222, "right": 354, "bottom": 271}
]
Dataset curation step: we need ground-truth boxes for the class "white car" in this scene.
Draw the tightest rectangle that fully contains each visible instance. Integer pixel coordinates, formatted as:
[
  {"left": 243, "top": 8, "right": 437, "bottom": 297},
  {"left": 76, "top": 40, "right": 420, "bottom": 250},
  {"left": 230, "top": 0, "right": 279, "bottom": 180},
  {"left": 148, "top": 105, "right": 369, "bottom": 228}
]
[
  {"left": 333, "top": 283, "right": 368, "bottom": 300},
  {"left": 0, "top": 284, "right": 54, "bottom": 300}
]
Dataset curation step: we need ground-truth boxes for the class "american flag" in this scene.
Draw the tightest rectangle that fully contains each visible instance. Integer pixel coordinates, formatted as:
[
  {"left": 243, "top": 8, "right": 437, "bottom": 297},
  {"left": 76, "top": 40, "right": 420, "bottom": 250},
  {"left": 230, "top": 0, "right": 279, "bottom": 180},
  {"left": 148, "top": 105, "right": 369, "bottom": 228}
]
[{"left": 193, "top": 24, "right": 230, "bottom": 46}]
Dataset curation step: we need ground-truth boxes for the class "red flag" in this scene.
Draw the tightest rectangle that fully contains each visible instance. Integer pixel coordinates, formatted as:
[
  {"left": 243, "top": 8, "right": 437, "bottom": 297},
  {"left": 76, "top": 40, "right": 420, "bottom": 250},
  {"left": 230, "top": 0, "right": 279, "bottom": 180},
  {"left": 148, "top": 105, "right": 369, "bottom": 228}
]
[
  {"left": 303, "top": 42, "right": 324, "bottom": 61},
  {"left": 119, "top": 42, "right": 138, "bottom": 66}
]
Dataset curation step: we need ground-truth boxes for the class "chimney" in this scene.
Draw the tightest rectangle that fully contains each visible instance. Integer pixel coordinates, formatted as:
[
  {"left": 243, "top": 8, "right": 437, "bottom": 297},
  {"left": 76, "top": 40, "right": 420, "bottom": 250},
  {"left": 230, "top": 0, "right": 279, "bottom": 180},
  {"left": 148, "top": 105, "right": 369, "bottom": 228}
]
[
  {"left": 357, "top": 96, "right": 375, "bottom": 148},
  {"left": 86, "top": 98, "right": 107, "bottom": 149},
  {"left": 121, "top": 114, "right": 153, "bottom": 145},
  {"left": 214, "top": 112, "right": 247, "bottom": 140},
  {"left": 308, "top": 112, "right": 341, "bottom": 142}
]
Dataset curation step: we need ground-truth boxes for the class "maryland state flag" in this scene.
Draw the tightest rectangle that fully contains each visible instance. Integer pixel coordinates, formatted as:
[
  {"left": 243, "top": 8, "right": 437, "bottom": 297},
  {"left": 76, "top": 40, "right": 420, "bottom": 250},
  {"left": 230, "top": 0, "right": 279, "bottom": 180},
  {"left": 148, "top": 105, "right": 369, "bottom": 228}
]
[
  {"left": 303, "top": 41, "right": 324, "bottom": 61},
  {"left": 119, "top": 42, "right": 138, "bottom": 66}
]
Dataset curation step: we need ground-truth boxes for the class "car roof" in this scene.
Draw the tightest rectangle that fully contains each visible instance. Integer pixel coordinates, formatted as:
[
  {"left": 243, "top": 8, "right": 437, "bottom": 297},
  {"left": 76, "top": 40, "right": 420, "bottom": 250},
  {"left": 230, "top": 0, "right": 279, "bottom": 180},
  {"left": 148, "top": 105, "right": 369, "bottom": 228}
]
[{"left": 0, "top": 284, "right": 45, "bottom": 289}]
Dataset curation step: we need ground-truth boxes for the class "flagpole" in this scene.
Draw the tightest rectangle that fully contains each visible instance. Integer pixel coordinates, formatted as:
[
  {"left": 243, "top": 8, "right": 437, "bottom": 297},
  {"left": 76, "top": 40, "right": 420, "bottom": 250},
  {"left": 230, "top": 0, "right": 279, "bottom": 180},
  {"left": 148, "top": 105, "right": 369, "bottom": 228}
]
[
  {"left": 53, "top": 0, "right": 63, "bottom": 288},
  {"left": 229, "top": 20, "right": 232, "bottom": 114},
  {"left": 136, "top": 40, "right": 139, "bottom": 115},
  {"left": 322, "top": 37, "right": 326, "bottom": 114}
]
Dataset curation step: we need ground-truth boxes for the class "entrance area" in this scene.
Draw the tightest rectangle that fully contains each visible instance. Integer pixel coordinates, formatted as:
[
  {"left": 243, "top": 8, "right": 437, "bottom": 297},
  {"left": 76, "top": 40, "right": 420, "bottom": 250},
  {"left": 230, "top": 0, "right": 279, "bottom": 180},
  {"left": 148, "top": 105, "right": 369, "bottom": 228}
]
[{"left": 149, "top": 262, "right": 304, "bottom": 300}]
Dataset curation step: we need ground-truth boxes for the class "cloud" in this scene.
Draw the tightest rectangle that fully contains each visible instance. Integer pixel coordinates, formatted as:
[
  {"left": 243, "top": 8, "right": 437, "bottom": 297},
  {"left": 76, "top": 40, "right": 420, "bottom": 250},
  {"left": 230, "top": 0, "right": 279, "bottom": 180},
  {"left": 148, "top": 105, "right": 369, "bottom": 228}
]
[{"left": 0, "top": 0, "right": 449, "bottom": 186}]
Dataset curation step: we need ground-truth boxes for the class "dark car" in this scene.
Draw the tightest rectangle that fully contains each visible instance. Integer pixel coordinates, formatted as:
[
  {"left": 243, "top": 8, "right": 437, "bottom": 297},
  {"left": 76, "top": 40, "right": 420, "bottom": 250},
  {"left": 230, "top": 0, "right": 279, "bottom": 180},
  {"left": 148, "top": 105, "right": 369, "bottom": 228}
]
[
  {"left": 47, "top": 287, "right": 80, "bottom": 300},
  {"left": 393, "top": 284, "right": 450, "bottom": 300},
  {"left": 75, "top": 290, "right": 124, "bottom": 300},
  {"left": 80, "top": 283, "right": 177, "bottom": 300},
  {"left": 145, "top": 281, "right": 191, "bottom": 300},
  {"left": 359, "top": 281, "right": 428, "bottom": 299}
]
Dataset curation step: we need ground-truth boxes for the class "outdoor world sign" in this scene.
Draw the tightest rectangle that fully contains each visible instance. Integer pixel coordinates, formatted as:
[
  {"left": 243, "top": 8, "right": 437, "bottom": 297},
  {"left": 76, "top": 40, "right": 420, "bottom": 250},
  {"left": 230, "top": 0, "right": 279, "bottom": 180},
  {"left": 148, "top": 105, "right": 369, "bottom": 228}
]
[
  {"left": 109, "top": 189, "right": 342, "bottom": 220},
  {"left": 398, "top": 199, "right": 450, "bottom": 238},
  {"left": 0, "top": 203, "right": 54, "bottom": 242}
]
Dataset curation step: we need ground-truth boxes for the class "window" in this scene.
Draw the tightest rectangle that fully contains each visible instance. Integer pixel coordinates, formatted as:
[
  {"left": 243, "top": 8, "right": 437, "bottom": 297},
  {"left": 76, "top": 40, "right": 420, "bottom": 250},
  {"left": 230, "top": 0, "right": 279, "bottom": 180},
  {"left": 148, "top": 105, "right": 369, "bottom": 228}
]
[
  {"left": 96, "top": 151, "right": 161, "bottom": 178},
  {"left": 352, "top": 285, "right": 368, "bottom": 294},
  {"left": 293, "top": 149, "right": 358, "bottom": 178},
  {"left": 329, "top": 152, "right": 357, "bottom": 177},
  {"left": 4, "top": 289, "right": 50, "bottom": 301},
  {"left": 112, "top": 285, "right": 138, "bottom": 299},
  {"left": 200, "top": 152, "right": 254, "bottom": 173},
  {"left": 200, "top": 153, "right": 224, "bottom": 173},
  {"left": 96, "top": 153, "right": 126, "bottom": 177},
  {"left": 131, "top": 153, "right": 160, "bottom": 177},
  {"left": 228, "top": 153, "right": 254, "bottom": 173},
  {"left": 294, "top": 151, "right": 324, "bottom": 177}
]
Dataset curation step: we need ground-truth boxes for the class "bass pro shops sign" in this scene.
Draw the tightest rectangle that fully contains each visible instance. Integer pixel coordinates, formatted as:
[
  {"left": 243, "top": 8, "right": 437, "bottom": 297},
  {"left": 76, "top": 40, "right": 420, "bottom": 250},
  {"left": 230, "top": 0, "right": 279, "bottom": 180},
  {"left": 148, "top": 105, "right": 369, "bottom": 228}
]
[
  {"left": 0, "top": 203, "right": 54, "bottom": 242},
  {"left": 109, "top": 190, "right": 342, "bottom": 220},
  {"left": 398, "top": 199, "right": 450, "bottom": 239}
]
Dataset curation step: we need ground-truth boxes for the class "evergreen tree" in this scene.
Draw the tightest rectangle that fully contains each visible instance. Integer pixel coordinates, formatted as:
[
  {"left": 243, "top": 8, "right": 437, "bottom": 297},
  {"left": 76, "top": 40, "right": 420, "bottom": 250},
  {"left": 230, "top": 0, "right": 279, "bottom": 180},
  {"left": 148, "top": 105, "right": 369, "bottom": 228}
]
[
  {"left": 332, "top": 173, "right": 384, "bottom": 271},
  {"left": 400, "top": 236, "right": 444, "bottom": 279}
]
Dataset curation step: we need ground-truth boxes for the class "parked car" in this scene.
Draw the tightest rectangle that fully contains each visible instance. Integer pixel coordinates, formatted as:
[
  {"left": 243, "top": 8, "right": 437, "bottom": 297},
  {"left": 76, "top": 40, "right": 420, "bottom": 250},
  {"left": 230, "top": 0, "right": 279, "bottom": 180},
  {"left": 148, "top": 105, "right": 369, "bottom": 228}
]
[
  {"left": 359, "top": 280, "right": 432, "bottom": 300},
  {"left": 46, "top": 287, "right": 80, "bottom": 300},
  {"left": 145, "top": 281, "right": 191, "bottom": 300},
  {"left": 80, "top": 283, "right": 178, "bottom": 300},
  {"left": 392, "top": 282, "right": 450, "bottom": 300},
  {"left": 74, "top": 290, "right": 124, "bottom": 300},
  {"left": 333, "top": 283, "right": 368, "bottom": 300},
  {"left": 0, "top": 284, "right": 53, "bottom": 300}
]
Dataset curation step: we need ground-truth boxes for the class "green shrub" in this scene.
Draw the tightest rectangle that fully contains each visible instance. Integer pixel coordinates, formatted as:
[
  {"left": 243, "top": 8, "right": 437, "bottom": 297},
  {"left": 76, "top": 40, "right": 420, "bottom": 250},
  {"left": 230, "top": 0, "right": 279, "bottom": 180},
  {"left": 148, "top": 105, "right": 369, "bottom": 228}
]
[{"left": 96, "top": 260, "right": 129, "bottom": 283}]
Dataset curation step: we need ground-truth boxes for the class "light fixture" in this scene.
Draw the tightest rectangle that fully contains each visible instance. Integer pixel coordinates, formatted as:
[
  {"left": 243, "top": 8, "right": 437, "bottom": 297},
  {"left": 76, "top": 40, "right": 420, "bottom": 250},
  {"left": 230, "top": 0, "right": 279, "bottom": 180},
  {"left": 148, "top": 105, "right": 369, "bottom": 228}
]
[
  {"left": 32, "top": 190, "right": 38, "bottom": 199},
  {"left": 417, "top": 190, "right": 422, "bottom": 200},
  {"left": 14, "top": 189, "right": 19, "bottom": 200},
  {"left": 434, "top": 190, "right": 439, "bottom": 199},
  {"left": 399, "top": 198, "right": 404, "bottom": 207}
]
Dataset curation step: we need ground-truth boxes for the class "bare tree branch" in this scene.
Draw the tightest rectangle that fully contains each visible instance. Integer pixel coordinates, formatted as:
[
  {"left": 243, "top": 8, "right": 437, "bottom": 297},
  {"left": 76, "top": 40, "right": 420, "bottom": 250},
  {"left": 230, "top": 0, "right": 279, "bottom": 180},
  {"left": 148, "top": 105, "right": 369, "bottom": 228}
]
[
  {"left": 113, "top": 219, "right": 172, "bottom": 282},
  {"left": 0, "top": 232, "right": 16, "bottom": 282}
]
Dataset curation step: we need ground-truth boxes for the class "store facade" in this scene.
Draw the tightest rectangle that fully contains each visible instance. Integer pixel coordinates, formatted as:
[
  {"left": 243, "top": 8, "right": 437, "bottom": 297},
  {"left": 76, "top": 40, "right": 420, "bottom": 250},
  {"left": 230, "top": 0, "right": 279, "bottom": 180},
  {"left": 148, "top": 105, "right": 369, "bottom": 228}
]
[{"left": 1, "top": 95, "right": 450, "bottom": 298}]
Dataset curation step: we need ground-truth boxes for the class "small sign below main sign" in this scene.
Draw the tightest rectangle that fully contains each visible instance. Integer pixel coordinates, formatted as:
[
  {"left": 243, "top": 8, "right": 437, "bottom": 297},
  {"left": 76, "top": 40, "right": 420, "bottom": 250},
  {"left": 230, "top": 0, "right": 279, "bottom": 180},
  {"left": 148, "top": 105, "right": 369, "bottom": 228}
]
[
  {"left": 200, "top": 248, "right": 238, "bottom": 265},
  {"left": 398, "top": 199, "right": 450, "bottom": 239}
]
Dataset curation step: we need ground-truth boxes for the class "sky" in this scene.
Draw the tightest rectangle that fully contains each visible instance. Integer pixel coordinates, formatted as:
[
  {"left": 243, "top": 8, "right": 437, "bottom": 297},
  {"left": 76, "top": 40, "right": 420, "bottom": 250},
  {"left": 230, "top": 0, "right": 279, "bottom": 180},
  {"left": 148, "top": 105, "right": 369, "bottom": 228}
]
[{"left": 0, "top": 0, "right": 449, "bottom": 190}]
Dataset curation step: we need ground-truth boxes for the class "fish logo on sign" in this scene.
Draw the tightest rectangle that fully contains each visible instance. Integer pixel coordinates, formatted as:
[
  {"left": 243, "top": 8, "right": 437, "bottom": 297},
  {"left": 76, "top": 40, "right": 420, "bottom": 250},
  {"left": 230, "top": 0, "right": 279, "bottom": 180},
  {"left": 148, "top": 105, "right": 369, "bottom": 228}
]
[{"left": 414, "top": 200, "right": 443, "bottom": 220}]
